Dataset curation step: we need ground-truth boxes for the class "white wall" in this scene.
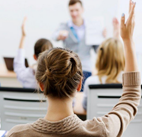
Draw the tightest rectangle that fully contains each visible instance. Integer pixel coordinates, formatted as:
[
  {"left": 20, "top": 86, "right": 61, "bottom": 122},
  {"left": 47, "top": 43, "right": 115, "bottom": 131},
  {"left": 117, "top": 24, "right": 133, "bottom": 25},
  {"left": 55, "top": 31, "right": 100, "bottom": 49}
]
[{"left": 0, "top": 0, "right": 119, "bottom": 65}]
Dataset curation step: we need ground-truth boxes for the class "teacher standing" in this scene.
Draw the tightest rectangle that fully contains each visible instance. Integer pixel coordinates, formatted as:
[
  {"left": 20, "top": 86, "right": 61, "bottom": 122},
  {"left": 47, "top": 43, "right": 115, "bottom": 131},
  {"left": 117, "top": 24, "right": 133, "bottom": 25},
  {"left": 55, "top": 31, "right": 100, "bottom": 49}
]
[{"left": 53, "top": 0, "right": 106, "bottom": 91}]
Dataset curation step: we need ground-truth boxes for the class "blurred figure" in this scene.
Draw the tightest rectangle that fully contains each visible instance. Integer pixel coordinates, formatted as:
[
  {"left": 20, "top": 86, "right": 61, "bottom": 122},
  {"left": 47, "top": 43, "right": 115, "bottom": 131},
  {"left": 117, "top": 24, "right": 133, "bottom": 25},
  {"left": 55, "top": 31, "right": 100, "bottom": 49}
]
[
  {"left": 53, "top": 0, "right": 106, "bottom": 91},
  {"left": 82, "top": 18, "right": 125, "bottom": 110},
  {"left": 14, "top": 17, "right": 53, "bottom": 88}
]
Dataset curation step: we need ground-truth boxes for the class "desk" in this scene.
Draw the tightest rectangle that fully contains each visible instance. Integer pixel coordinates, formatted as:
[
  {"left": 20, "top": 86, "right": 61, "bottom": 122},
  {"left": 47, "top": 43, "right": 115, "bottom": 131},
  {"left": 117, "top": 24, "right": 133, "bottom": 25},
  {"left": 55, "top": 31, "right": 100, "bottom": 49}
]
[
  {"left": 0, "top": 64, "right": 22, "bottom": 87},
  {"left": 74, "top": 92, "right": 86, "bottom": 115}
]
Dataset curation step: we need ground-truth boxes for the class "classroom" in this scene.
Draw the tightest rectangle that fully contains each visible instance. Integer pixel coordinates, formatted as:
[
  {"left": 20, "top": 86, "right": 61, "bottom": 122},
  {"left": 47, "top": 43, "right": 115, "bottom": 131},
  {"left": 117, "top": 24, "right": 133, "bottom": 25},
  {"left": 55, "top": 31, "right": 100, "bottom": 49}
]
[{"left": 0, "top": 0, "right": 142, "bottom": 136}]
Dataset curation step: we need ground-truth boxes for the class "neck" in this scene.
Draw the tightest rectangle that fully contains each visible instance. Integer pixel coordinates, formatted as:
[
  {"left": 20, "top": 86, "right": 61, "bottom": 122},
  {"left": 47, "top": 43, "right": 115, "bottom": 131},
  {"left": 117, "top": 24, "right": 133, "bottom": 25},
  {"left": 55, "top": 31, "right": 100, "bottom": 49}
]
[
  {"left": 73, "top": 18, "right": 84, "bottom": 26},
  {"left": 44, "top": 97, "right": 74, "bottom": 122}
]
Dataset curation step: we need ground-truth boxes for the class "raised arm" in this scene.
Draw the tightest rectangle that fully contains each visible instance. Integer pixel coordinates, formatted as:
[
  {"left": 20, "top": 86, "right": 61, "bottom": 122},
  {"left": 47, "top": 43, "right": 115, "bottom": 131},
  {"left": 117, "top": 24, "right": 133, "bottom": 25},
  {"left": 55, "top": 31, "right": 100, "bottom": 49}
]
[
  {"left": 113, "top": 17, "right": 120, "bottom": 39},
  {"left": 19, "top": 17, "right": 26, "bottom": 49},
  {"left": 121, "top": 1, "right": 138, "bottom": 72},
  {"left": 92, "top": 1, "right": 141, "bottom": 137},
  {"left": 52, "top": 23, "right": 69, "bottom": 41},
  {"left": 14, "top": 17, "right": 31, "bottom": 86}
]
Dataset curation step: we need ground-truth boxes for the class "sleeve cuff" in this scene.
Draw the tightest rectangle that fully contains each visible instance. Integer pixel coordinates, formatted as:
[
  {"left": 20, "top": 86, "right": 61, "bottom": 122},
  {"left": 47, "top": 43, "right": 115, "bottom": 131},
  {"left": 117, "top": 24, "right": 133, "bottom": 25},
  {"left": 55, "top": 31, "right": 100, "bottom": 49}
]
[{"left": 122, "top": 72, "right": 141, "bottom": 86}]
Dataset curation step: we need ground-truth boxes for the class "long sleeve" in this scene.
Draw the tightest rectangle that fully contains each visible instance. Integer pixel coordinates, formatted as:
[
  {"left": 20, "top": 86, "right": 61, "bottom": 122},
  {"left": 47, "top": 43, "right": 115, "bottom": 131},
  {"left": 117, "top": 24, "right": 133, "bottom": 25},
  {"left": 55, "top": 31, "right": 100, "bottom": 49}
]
[
  {"left": 14, "top": 49, "right": 37, "bottom": 88},
  {"left": 97, "top": 72, "right": 141, "bottom": 137}
]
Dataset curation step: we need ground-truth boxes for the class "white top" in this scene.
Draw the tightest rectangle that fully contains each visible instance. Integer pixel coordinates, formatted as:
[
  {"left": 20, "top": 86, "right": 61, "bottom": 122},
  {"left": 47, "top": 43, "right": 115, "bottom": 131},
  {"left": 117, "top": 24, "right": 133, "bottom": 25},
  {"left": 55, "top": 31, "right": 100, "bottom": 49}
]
[
  {"left": 82, "top": 72, "right": 123, "bottom": 110},
  {"left": 14, "top": 49, "right": 37, "bottom": 88}
]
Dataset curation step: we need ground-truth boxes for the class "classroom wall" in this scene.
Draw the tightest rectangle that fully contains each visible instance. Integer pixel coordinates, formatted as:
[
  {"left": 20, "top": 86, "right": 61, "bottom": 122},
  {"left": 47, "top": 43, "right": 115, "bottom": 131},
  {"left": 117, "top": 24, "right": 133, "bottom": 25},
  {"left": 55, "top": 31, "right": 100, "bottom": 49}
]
[{"left": 0, "top": 0, "right": 121, "bottom": 65}]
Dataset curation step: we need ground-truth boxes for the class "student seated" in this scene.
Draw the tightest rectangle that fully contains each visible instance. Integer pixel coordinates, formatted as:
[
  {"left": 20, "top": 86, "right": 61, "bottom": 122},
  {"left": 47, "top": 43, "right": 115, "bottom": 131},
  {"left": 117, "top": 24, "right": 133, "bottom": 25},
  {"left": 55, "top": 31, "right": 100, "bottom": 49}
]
[
  {"left": 14, "top": 18, "right": 53, "bottom": 88},
  {"left": 7, "top": 1, "right": 141, "bottom": 137},
  {"left": 82, "top": 18, "right": 125, "bottom": 110}
]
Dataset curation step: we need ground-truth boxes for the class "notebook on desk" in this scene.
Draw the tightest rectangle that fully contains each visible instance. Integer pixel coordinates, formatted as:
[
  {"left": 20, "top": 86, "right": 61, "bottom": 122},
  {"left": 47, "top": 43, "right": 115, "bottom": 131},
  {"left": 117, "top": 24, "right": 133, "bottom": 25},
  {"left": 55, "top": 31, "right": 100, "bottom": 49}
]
[
  {"left": 3, "top": 57, "right": 29, "bottom": 71},
  {"left": 0, "top": 130, "right": 7, "bottom": 137}
]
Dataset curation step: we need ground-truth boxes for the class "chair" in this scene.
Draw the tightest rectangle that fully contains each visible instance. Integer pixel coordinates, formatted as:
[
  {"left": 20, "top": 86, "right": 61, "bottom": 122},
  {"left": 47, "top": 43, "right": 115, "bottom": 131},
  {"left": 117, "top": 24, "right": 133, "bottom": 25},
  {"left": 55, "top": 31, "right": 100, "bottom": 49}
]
[
  {"left": 0, "top": 87, "right": 48, "bottom": 131},
  {"left": 87, "top": 84, "right": 142, "bottom": 137}
]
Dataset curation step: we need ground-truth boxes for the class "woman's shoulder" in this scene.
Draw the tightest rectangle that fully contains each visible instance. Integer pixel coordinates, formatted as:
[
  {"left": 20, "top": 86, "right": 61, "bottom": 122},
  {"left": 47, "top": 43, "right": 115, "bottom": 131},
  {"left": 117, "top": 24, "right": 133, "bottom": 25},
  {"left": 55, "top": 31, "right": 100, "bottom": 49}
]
[
  {"left": 80, "top": 117, "right": 108, "bottom": 136},
  {"left": 7, "top": 124, "right": 32, "bottom": 137}
]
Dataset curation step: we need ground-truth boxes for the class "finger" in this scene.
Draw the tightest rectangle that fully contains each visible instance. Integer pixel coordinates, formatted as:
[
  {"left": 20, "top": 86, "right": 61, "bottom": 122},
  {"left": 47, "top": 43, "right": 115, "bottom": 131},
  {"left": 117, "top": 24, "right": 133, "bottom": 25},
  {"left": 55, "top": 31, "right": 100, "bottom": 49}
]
[
  {"left": 132, "top": 2, "right": 136, "bottom": 21},
  {"left": 129, "top": 0, "right": 132, "bottom": 14},
  {"left": 121, "top": 13, "right": 125, "bottom": 28},
  {"left": 128, "top": 3, "right": 136, "bottom": 23}
]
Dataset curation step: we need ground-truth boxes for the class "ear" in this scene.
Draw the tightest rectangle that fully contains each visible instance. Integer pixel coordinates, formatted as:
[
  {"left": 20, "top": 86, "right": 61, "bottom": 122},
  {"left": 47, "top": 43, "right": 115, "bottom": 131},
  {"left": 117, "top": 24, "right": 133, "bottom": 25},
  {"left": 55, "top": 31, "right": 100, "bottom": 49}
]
[
  {"left": 77, "top": 79, "right": 82, "bottom": 92},
  {"left": 33, "top": 54, "right": 37, "bottom": 61},
  {"left": 39, "top": 82, "right": 44, "bottom": 92}
]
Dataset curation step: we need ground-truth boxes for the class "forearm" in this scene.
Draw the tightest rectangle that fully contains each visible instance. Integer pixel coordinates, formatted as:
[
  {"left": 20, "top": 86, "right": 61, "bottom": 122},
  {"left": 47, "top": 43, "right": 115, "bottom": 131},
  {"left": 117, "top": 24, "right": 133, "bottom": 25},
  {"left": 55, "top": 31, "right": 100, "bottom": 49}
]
[
  {"left": 123, "top": 40, "right": 138, "bottom": 72},
  {"left": 113, "top": 29, "right": 120, "bottom": 39},
  {"left": 19, "top": 35, "right": 25, "bottom": 49},
  {"left": 103, "top": 72, "right": 141, "bottom": 137}
]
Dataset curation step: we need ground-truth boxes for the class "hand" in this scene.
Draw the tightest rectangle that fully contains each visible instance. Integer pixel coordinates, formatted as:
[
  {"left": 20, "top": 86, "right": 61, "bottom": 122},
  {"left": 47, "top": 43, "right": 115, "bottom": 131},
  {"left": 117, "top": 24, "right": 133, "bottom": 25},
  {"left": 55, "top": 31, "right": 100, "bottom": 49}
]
[
  {"left": 19, "top": 17, "right": 27, "bottom": 49},
  {"left": 102, "top": 28, "right": 107, "bottom": 38},
  {"left": 120, "top": 0, "right": 136, "bottom": 42},
  {"left": 58, "top": 30, "right": 69, "bottom": 40},
  {"left": 21, "top": 17, "right": 27, "bottom": 37},
  {"left": 121, "top": 0, "right": 138, "bottom": 72},
  {"left": 113, "top": 17, "right": 120, "bottom": 39},
  {"left": 113, "top": 17, "right": 120, "bottom": 30}
]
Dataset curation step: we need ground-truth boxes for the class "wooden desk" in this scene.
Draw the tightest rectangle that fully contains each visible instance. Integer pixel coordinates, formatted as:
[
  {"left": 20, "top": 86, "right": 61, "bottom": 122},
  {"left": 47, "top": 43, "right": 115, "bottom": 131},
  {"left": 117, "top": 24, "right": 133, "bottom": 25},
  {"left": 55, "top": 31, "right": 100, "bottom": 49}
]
[
  {"left": 0, "top": 64, "right": 22, "bottom": 87},
  {"left": 74, "top": 92, "right": 86, "bottom": 115}
]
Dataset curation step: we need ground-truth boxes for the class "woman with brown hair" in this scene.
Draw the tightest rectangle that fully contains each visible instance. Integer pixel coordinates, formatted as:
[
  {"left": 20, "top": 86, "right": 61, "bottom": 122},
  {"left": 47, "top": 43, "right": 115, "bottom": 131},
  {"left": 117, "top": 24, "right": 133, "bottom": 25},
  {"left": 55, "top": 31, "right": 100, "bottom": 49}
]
[{"left": 7, "top": 1, "right": 141, "bottom": 137}]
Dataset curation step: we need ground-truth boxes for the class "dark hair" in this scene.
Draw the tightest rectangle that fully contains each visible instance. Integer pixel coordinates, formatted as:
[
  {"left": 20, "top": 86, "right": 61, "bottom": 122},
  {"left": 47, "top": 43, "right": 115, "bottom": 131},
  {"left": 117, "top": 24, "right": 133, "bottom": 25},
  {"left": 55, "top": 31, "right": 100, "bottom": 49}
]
[
  {"left": 36, "top": 48, "right": 83, "bottom": 99},
  {"left": 68, "top": 0, "right": 83, "bottom": 6},
  {"left": 34, "top": 38, "right": 53, "bottom": 58}
]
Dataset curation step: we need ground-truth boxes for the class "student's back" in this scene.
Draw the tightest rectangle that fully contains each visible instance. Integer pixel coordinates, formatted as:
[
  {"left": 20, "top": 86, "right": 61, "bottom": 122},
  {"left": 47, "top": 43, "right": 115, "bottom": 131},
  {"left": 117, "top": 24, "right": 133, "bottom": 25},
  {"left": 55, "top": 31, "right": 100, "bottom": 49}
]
[{"left": 8, "top": 49, "right": 141, "bottom": 137}]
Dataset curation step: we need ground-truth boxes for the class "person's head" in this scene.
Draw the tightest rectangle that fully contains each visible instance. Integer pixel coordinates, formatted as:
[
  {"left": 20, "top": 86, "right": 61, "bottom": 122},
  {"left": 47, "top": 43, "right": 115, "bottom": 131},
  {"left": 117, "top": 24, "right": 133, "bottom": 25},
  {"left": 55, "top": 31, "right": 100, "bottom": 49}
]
[
  {"left": 33, "top": 38, "right": 53, "bottom": 61},
  {"left": 96, "top": 38, "right": 125, "bottom": 83},
  {"left": 68, "top": 0, "right": 84, "bottom": 23},
  {"left": 36, "top": 48, "right": 83, "bottom": 100}
]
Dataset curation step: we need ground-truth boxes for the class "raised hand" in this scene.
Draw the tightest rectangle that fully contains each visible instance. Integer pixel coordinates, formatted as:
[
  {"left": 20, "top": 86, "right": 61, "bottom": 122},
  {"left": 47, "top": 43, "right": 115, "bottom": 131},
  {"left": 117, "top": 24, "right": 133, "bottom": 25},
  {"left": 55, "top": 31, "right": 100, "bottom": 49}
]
[
  {"left": 21, "top": 17, "right": 27, "bottom": 37},
  {"left": 120, "top": 0, "right": 136, "bottom": 42},
  {"left": 120, "top": 0, "right": 137, "bottom": 72},
  {"left": 19, "top": 17, "right": 27, "bottom": 49},
  {"left": 113, "top": 17, "right": 119, "bottom": 30},
  {"left": 102, "top": 28, "right": 107, "bottom": 38},
  {"left": 113, "top": 17, "right": 120, "bottom": 39}
]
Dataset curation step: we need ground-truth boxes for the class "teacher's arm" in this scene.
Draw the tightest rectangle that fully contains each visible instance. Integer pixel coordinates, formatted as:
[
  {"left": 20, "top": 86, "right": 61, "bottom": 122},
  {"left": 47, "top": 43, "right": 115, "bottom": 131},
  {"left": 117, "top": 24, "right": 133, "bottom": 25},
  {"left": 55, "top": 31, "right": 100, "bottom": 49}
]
[{"left": 52, "top": 23, "right": 69, "bottom": 41}]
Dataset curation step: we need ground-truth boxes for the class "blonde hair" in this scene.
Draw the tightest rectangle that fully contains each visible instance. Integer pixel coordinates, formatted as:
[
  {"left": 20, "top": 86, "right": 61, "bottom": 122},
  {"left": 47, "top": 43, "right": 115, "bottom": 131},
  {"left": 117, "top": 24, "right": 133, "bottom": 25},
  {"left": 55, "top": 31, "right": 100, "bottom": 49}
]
[
  {"left": 95, "top": 38, "right": 125, "bottom": 83},
  {"left": 36, "top": 48, "right": 83, "bottom": 99}
]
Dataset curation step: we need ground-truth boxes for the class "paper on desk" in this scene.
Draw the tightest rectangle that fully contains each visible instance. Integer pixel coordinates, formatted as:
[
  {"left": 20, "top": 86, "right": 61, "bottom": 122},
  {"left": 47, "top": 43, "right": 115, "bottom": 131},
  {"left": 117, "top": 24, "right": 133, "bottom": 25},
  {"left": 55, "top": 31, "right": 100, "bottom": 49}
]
[
  {"left": 0, "top": 130, "right": 7, "bottom": 137},
  {"left": 86, "top": 17, "right": 105, "bottom": 46}
]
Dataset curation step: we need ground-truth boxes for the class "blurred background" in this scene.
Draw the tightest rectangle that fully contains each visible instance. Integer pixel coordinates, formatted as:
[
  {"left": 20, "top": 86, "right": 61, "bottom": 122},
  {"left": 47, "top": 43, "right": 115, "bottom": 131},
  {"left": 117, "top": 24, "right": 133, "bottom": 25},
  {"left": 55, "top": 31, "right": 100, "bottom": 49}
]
[{"left": 0, "top": 0, "right": 142, "bottom": 66}]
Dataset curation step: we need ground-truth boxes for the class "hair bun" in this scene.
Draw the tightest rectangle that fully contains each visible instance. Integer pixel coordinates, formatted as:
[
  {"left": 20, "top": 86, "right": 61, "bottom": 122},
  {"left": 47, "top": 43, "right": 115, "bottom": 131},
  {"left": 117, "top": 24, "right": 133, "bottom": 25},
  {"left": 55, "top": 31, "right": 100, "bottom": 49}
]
[
  {"left": 36, "top": 48, "right": 83, "bottom": 99},
  {"left": 68, "top": 57, "right": 77, "bottom": 78}
]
